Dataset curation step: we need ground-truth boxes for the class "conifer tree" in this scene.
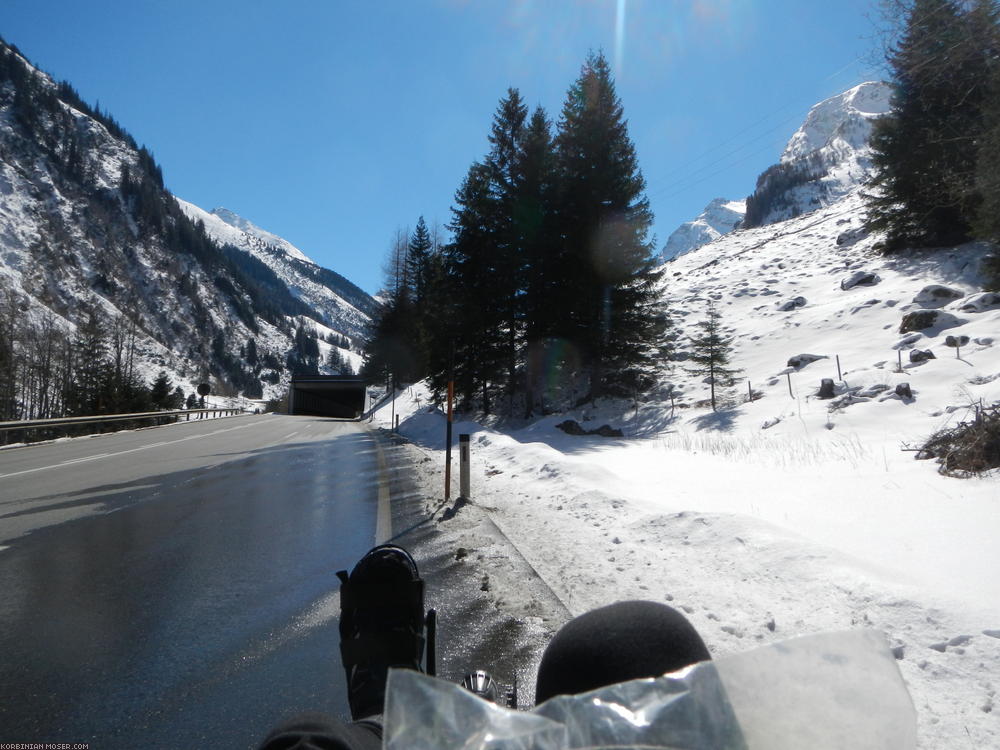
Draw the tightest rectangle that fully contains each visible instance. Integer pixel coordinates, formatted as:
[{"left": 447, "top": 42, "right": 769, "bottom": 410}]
[
  {"left": 518, "top": 106, "right": 560, "bottom": 415},
  {"left": 553, "top": 52, "right": 666, "bottom": 399},
  {"left": 971, "top": 0, "right": 1000, "bottom": 284},
  {"left": 685, "top": 302, "right": 741, "bottom": 412},
  {"left": 440, "top": 161, "right": 505, "bottom": 411},
  {"left": 486, "top": 89, "right": 529, "bottom": 405},
  {"left": 67, "top": 302, "right": 110, "bottom": 415},
  {"left": 865, "top": 0, "right": 992, "bottom": 249},
  {"left": 150, "top": 371, "right": 173, "bottom": 409},
  {"left": 406, "top": 217, "right": 434, "bottom": 306}
]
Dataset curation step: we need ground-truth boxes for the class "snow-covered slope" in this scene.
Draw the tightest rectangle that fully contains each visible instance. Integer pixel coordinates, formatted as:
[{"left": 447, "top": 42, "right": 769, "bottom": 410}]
[
  {"left": 662, "top": 198, "right": 746, "bottom": 261},
  {"left": 375, "top": 186, "right": 1000, "bottom": 747},
  {"left": 177, "top": 198, "right": 375, "bottom": 343},
  {"left": 211, "top": 207, "right": 312, "bottom": 263}
]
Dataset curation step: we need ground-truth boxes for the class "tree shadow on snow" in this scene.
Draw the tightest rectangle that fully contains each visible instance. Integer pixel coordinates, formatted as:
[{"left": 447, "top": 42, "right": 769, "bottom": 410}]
[{"left": 688, "top": 408, "right": 742, "bottom": 432}]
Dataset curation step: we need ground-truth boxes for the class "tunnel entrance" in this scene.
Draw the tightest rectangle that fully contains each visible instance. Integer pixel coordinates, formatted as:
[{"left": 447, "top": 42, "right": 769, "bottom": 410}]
[{"left": 288, "top": 376, "right": 367, "bottom": 418}]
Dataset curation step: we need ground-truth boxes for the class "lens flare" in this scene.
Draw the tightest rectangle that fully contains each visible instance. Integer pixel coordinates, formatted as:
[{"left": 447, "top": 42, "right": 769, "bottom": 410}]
[{"left": 614, "top": 0, "right": 626, "bottom": 75}]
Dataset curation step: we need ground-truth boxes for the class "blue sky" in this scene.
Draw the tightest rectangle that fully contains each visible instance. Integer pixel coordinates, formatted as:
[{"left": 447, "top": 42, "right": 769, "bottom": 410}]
[{"left": 2, "top": 1, "right": 882, "bottom": 295}]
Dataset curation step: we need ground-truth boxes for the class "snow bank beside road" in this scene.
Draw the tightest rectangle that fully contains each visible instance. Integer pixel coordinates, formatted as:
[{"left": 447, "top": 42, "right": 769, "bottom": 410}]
[{"left": 375, "top": 385, "right": 998, "bottom": 748}]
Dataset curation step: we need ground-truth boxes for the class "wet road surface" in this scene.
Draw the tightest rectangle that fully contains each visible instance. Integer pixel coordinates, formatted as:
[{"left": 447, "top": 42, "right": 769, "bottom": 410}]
[{"left": 0, "top": 415, "right": 397, "bottom": 749}]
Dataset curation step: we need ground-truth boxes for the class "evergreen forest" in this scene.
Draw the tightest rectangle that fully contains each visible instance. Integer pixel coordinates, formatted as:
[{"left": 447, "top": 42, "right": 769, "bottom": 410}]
[{"left": 362, "top": 53, "right": 670, "bottom": 416}]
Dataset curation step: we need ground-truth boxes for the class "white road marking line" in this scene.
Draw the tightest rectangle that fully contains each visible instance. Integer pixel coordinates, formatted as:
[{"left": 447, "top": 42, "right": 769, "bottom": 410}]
[
  {"left": 0, "top": 420, "right": 268, "bottom": 480},
  {"left": 59, "top": 453, "right": 110, "bottom": 465},
  {"left": 370, "top": 432, "right": 392, "bottom": 544}
]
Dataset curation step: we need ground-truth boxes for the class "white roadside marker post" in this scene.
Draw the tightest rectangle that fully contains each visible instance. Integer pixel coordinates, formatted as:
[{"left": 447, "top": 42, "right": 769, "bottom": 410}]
[{"left": 459, "top": 433, "right": 471, "bottom": 501}]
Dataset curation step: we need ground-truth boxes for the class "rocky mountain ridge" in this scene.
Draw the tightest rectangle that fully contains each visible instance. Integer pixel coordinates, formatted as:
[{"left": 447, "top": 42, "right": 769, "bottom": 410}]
[{"left": 662, "top": 81, "right": 892, "bottom": 260}]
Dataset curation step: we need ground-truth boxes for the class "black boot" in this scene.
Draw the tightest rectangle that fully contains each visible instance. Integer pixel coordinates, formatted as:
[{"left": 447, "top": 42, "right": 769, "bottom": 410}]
[{"left": 337, "top": 545, "right": 425, "bottom": 720}]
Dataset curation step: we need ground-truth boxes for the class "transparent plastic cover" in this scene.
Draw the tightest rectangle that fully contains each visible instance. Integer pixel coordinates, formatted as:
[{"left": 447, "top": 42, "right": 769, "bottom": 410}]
[{"left": 383, "top": 629, "right": 916, "bottom": 750}]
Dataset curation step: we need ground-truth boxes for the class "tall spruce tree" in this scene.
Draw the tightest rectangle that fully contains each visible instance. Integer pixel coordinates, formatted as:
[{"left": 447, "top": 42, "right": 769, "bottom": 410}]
[
  {"left": 440, "top": 161, "right": 506, "bottom": 411},
  {"left": 518, "top": 106, "right": 560, "bottom": 415},
  {"left": 486, "top": 89, "right": 529, "bottom": 407},
  {"left": 406, "top": 217, "right": 433, "bottom": 306},
  {"left": 865, "top": 0, "right": 991, "bottom": 249},
  {"left": 553, "top": 52, "right": 666, "bottom": 399}
]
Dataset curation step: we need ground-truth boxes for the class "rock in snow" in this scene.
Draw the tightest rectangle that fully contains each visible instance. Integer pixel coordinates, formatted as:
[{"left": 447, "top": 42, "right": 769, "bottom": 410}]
[
  {"left": 912, "top": 285, "right": 964, "bottom": 308},
  {"left": 841, "top": 270, "right": 881, "bottom": 290}
]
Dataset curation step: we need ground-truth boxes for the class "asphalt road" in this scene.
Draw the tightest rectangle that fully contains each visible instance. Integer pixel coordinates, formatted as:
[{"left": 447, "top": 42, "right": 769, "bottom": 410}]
[{"left": 0, "top": 414, "right": 395, "bottom": 749}]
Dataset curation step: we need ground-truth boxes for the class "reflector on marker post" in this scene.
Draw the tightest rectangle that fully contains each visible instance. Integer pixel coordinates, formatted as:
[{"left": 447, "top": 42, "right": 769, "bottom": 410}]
[{"left": 459, "top": 433, "right": 471, "bottom": 500}]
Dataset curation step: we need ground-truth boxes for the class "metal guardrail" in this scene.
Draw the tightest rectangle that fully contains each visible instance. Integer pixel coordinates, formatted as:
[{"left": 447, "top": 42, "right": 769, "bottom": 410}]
[{"left": 0, "top": 408, "right": 245, "bottom": 434}]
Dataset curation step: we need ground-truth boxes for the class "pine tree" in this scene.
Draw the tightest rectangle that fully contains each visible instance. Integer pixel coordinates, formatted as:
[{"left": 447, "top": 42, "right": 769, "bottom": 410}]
[
  {"left": 245, "top": 337, "right": 259, "bottom": 368},
  {"left": 486, "top": 89, "right": 529, "bottom": 407},
  {"left": 440, "top": 161, "right": 506, "bottom": 411},
  {"left": 685, "top": 302, "right": 741, "bottom": 412},
  {"left": 518, "top": 106, "right": 560, "bottom": 415},
  {"left": 150, "top": 371, "right": 173, "bottom": 409},
  {"left": 170, "top": 385, "right": 186, "bottom": 410},
  {"left": 406, "top": 216, "right": 433, "bottom": 305},
  {"left": 553, "top": 52, "right": 666, "bottom": 400},
  {"left": 865, "top": 0, "right": 993, "bottom": 250},
  {"left": 971, "top": 0, "right": 1000, "bottom": 282},
  {"left": 67, "top": 302, "right": 110, "bottom": 415}
]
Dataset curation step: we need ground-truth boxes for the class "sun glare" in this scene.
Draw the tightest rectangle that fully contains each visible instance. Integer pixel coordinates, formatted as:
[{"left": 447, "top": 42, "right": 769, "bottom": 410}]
[{"left": 615, "top": 0, "right": 626, "bottom": 75}]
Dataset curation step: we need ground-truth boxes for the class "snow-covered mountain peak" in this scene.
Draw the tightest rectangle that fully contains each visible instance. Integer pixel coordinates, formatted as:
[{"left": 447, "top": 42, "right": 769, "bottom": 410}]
[
  {"left": 662, "top": 198, "right": 746, "bottom": 261},
  {"left": 177, "top": 197, "right": 376, "bottom": 342},
  {"left": 781, "top": 81, "right": 891, "bottom": 163},
  {"left": 210, "top": 207, "right": 313, "bottom": 263}
]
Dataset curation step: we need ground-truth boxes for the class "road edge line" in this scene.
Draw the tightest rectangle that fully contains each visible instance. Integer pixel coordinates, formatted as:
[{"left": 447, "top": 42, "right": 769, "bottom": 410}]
[{"left": 364, "top": 425, "right": 393, "bottom": 544}]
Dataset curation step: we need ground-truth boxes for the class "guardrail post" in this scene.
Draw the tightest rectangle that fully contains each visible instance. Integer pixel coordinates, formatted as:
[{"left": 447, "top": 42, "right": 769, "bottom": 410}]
[{"left": 459, "top": 433, "right": 471, "bottom": 500}]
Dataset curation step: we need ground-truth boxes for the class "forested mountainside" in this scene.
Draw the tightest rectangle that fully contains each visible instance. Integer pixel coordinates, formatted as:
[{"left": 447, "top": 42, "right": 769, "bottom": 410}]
[{"left": 0, "top": 38, "right": 373, "bottom": 417}]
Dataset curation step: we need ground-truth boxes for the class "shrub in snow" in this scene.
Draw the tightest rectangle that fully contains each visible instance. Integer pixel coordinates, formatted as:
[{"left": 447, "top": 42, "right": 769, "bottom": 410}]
[
  {"left": 917, "top": 403, "right": 1000, "bottom": 476},
  {"left": 786, "top": 353, "right": 827, "bottom": 369},
  {"left": 840, "top": 271, "right": 880, "bottom": 290},
  {"left": 909, "top": 349, "right": 936, "bottom": 363},
  {"left": 775, "top": 296, "right": 807, "bottom": 311},
  {"left": 898, "top": 310, "right": 962, "bottom": 334},
  {"left": 958, "top": 292, "right": 1000, "bottom": 313},
  {"left": 912, "top": 284, "right": 964, "bottom": 308}
]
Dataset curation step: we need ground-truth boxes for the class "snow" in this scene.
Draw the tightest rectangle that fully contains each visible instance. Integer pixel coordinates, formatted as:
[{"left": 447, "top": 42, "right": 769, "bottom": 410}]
[
  {"left": 662, "top": 81, "right": 892, "bottom": 256},
  {"left": 211, "top": 206, "right": 314, "bottom": 264},
  {"left": 662, "top": 197, "right": 746, "bottom": 261},
  {"left": 781, "top": 82, "right": 892, "bottom": 163},
  {"left": 371, "top": 187, "right": 1000, "bottom": 748},
  {"left": 176, "top": 197, "right": 372, "bottom": 342}
]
